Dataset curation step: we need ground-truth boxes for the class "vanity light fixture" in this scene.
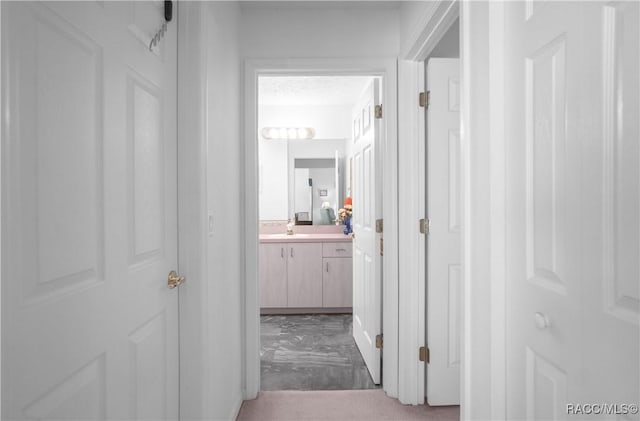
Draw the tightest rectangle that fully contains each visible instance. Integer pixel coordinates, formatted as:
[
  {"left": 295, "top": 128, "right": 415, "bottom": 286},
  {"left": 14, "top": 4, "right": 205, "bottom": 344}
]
[{"left": 261, "top": 127, "right": 315, "bottom": 140}]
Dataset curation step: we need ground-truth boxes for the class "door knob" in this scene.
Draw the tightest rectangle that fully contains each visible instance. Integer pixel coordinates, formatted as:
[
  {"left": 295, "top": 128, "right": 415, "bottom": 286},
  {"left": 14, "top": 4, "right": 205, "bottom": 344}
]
[
  {"left": 534, "top": 312, "right": 549, "bottom": 329},
  {"left": 168, "top": 270, "right": 185, "bottom": 289}
]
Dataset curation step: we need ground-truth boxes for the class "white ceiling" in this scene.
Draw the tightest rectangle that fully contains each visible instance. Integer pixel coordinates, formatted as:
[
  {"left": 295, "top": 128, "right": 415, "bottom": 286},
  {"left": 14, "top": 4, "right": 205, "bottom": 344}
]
[
  {"left": 241, "top": 1, "right": 402, "bottom": 11},
  {"left": 258, "top": 76, "right": 374, "bottom": 106}
]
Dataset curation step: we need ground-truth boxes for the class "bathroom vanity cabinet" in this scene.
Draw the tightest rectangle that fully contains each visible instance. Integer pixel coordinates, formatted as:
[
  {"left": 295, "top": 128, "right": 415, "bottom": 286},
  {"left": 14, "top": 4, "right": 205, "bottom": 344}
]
[
  {"left": 259, "top": 243, "right": 289, "bottom": 307},
  {"left": 287, "top": 243, "right": 323, "bottom": 307},
  {"left": 259, "top": 235, "right": 352, "bottom": 313},
  {"left": 322, "top": 243, "right": 353, "bottom": 307}
]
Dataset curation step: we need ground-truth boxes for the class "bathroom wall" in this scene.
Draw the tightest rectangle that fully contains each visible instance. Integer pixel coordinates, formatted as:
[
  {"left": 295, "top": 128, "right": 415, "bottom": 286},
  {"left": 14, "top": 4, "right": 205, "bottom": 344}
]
[
  {"left": 259, "top": 105, "right": 351, "bottom": 140},
  {"left": 259, "top": 139, "right": 288, "bottom": 220}
]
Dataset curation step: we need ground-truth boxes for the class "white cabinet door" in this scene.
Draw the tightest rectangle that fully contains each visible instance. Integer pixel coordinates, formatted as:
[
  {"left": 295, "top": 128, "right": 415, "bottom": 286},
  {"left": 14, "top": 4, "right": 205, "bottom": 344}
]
[
  {"left": 259, "top": 244, "right": 288, "bottom": 307},
  {"left": 2, "top": 2, "right": 179, "bottom": 420},
  {"left": 287, "top": 243, "right": 323, "bottom": 307},
  {"left": 323, "top": 257, "right": 353, "bottom": 308}
]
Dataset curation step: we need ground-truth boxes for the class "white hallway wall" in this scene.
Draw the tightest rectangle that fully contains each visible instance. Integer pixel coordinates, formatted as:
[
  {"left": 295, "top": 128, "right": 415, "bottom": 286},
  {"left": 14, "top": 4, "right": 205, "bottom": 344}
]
[
  {"left": 205, "top": 2, "right": 243, "bottom": 420},
  {"left": 240, "top": 4, "right": 400, "bottom": 58},
  {"left": 178, "top": 2, "right": 244, "bottom": 420}
]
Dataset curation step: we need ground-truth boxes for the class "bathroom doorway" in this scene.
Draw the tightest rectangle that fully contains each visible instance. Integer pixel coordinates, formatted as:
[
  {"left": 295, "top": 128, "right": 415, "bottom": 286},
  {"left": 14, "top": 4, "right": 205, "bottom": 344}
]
[{"left": 256, "top": 74, "right": 381, "bottom": 391}]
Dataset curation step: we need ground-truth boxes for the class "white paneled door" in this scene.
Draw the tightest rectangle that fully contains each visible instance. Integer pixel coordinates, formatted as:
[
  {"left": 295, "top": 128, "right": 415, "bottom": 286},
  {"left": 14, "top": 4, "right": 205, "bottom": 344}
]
[
  {"left": 2, "top": 2, "right": 179, "bottom": 420},
  {"left": 352, "top": 79, "right": 382, "bottom": 384},
  {"left": 504, "top": 2, "right": 639, "bottom": 419},
  {"left": 426, "top": 58, "right": 461, "bottom": 406}
]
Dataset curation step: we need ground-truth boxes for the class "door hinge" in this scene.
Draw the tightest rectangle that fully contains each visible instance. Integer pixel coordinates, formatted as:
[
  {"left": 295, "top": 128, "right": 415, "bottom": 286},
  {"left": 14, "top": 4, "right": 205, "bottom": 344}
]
[
  {"left": 419, "top": 218, "right": 430, "bottom": 234},
  {"left": 419, "top": 91, "right": 426, "bottom": 108},
  {"left": 379, "top": 238, "right": 384, "bottom": 256},
  {"left": 426, "top": 90, "right": 431, "bottom": 109},
  {"left": 375, "top": 334, "right": 383, "bottom": 349},
  {"left": 419, "top": 346, "right": 430, "bottom": 363},
  {"left": 375, "top": 104, "right": 383, "bottom": 119},
  {"left": 376, "top": 219, "right": 383, "bottom": 233}
]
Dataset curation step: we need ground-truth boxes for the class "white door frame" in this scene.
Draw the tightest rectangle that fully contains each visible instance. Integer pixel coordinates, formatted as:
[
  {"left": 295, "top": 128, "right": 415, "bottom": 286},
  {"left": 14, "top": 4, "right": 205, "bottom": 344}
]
[
  {"left": 242, "top": 58, "right": 399, "bottom": 399},
  {"left": 460, "top": 2, "right": 507, "bottom": 419},
  {"left": 397, "top": 1, "right": 509, "bottom": 417},
  {"left": 397, "top": 0, "right": 460, "bottom": 407}
]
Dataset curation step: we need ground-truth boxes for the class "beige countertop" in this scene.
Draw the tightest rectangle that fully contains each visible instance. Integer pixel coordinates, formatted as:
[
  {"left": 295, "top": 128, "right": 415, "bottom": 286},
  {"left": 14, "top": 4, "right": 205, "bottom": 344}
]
[{"left": 259, "top": 233, "right": 352, "bottom": 243}]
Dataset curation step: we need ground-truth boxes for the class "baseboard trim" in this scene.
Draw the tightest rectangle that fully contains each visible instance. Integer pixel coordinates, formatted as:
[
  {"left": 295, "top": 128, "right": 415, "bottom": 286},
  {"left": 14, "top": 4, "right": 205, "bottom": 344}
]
[{"left": 228, "top": 391, "right": 244, "bottom": 421}]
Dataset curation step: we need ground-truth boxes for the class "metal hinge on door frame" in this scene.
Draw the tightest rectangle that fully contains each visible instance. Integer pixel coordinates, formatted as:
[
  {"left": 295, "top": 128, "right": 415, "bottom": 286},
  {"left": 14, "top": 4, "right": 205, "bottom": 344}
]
[
  {"left": 375, "top": 334, "right": 383, "bottom": 349},
  {"left": 379, "top": 238, "right": 384, "bottom": 256},
  {"left": 375, "top": 104, "right": 383, "bottom": 119},
  {"left": 419, "top": 91, "right": 430, "bottom": 109},
  {"left": 376, "top": 219, "right": 383, "bottom": 233},
  {"left": 419, "top": 346, "right": 430, "bottom": 363},
  {"left": 419, "top": 218, "right": 430, "bottom": 234}
]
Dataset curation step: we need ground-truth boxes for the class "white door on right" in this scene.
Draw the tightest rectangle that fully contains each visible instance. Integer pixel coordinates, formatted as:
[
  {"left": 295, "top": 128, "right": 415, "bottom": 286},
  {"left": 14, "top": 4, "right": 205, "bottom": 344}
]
[
  {"left": 426, "top": 58, "right": 461, "bottom": 406},
  {"left": 504, "top": 2, "right": 639, "bottom": 419}
]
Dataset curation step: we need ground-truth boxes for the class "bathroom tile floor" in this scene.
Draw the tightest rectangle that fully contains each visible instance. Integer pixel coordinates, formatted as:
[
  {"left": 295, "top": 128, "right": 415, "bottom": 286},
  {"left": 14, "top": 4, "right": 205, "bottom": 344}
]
[{"left": 260, "top": 314, "right": 380, "bottom": 391}]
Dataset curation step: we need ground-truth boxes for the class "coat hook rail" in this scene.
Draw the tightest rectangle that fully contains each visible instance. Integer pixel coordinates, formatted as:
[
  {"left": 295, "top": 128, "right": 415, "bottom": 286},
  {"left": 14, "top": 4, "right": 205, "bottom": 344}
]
[{"left": 149, "top": 1, "right": 173, "bottom": 51}]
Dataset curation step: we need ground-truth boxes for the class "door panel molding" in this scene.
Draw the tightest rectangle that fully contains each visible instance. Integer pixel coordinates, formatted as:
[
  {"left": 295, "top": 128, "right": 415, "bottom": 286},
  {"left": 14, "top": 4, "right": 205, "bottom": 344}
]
[{"left": 602, "top": 2, "right": 640, "bottom": 325}]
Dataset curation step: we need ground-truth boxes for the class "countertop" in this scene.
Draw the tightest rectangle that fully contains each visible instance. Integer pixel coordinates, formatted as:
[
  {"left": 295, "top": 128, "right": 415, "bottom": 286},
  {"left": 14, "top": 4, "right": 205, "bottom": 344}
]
[{"left": 259, "top": 233, "right": 352, "bottom": 243}]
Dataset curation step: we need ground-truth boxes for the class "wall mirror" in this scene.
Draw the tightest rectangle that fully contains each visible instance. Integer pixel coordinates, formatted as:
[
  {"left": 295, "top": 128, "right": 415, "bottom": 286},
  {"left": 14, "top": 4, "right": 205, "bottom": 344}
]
[
  {"left": 259, "top": 139, "right": 343, "bottom": 225},
  {"left": 293, "top": 158, "right": 338, "bottom": 225}
]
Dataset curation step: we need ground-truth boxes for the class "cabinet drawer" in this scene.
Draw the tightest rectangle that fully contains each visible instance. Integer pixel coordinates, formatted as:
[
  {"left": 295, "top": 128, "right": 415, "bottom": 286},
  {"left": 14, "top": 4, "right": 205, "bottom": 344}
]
[{"left": 322, "top": 242, "right": 352, "bottom": 258}]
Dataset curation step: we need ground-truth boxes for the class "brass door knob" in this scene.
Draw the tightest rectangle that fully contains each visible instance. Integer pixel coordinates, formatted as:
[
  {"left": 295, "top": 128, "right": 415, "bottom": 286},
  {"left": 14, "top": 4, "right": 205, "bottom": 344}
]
[{"left": 168, "top": 270, "right": 185, "bottom": 289}]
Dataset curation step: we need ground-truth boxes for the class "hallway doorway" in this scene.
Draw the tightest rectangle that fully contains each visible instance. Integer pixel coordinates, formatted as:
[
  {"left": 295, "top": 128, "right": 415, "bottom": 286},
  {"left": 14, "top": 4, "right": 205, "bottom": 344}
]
[{"left": 256, "top": 74, "right": 383, "bottom": 391}]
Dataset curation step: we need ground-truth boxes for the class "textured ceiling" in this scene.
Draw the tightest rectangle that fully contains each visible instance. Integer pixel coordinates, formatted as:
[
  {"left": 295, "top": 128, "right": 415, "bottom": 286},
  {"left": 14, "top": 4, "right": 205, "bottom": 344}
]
[
  {"left": 241, "top": 1, "right": 402, "bottom": 11},
  {"left": 258, "top": 76, "right": 374, "bottom": 106}
]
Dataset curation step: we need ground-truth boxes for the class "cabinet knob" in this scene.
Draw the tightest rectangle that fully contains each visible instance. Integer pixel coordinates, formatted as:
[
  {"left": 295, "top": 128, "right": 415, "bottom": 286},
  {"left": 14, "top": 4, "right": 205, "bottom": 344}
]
[{"left": 326, "top": 262, "right": 329, "bottom": 272}]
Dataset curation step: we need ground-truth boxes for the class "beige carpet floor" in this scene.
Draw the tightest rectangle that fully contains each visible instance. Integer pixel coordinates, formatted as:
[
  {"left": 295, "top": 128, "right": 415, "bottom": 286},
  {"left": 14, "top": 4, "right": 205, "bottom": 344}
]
[{"left": 236, "top": 390, "right": 460, "bottom": 421}]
